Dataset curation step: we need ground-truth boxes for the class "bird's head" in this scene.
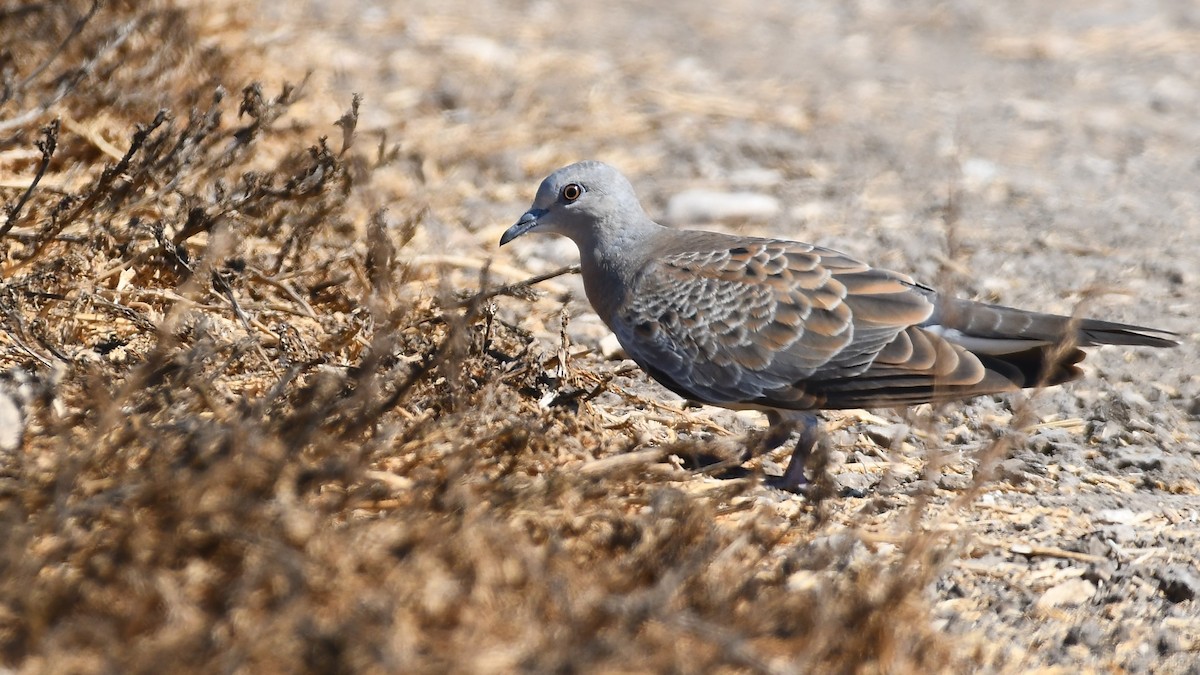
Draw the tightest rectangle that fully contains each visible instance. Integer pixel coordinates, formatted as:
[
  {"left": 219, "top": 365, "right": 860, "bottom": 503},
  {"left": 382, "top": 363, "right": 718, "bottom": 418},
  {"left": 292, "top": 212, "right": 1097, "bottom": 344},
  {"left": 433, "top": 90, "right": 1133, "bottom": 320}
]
[{"left": 500, "top": 161, "right": 647, "bottom": 247}]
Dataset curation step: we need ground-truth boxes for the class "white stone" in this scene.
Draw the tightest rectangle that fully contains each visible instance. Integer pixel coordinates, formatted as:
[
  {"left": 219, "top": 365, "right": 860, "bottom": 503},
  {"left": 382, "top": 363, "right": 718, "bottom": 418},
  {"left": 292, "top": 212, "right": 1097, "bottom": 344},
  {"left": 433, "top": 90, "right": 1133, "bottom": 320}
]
[{"left": 667, "top": 189, "right": 780, "bottom": 223}]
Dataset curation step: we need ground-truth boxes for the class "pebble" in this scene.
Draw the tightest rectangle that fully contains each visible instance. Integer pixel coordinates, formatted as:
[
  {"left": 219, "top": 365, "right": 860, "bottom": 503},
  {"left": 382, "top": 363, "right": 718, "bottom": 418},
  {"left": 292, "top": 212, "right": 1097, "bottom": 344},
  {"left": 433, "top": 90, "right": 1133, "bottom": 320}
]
[
  {"left": 833, "top": 471, "right": 876, "bottom": 496},
  {"left": 1090, "top": 421, "right": 1131, "bottom": 444},
  {"left": 961, "top": 157, "right": 999, "bottom": 188},
  {"left": 0, "top": 368, "right": 33, "bottom": 452},
  {"left": 1036, "top": 578, "right": 1097, "bottom": 610},
  {"left": 1155, "top": 565, "right": 1200, "bottom": 603},
  {"left": 997, "top": 458, "right": 1030, "bottom": 483},
  {"left": 907, "top": 479, "right": 938, "bottom": 496},
  {"left": 937, "top": 473, "right": 972, "bottom": 491},
  {"left": 1063, "top": 622, "right": 1105, "bottom": 648},
  {"left": 1118, "top": 389, "right": 1153, "bottom": 411},
  {"left": 1095, "top": 508, "right": 1136, "bottom": 525},
  {"left": 1152, "top": 75, "right": 1198, "bottom": 106},
  {"left": 599, "top": 333, "right": 626, "bottom": 359},
  {"left": 1111, "top": 447, "right": 1164, "bottom": 471},
  {"left": 727, "top": 167, "right": 783, "bottom": 187},
  {"left": 805, "top": 532, "right": 869, "bottom": 567},
  {"left": 1028, "top": 426, "right": 1075, "bottom": 453},
  {"left": 825, "top": 429, "right": 854, "bottom": 449},
  {"left": 0, "top": 389, "right": 21, "bottom": 452},
  {"left": 666, "top": 189, "right": 781, "bottom": 223},
  {"left": 786, "top": 570, "right": 822, "bottom": 592},
  {"left": 1099, "top": 524, "right": 1138, "bottom": 543},
  {"left": 445, "top": 35, "right": 517, "bottom": 68},
  {"left": 864, "top": 423, "right": 907, "bottom": 449}
]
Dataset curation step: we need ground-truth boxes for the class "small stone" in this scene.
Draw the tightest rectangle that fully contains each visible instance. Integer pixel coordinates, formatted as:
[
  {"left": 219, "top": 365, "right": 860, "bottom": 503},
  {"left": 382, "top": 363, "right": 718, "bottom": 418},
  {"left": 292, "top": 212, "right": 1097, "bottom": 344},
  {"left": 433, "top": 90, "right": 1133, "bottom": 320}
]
[
  {"left": 1084, "top": 560, "right": 1116, "bottom": 584},
  {"left": 1112, "top": 447, "right": 1164, "bottom": 471},
  {"left": 833, "top": 471, "right": 876, "bottom": 496},
  {"left": 864, "top": 424, "right": 906, "bottom": 448},
  {"left": 1099, "top": 524, "right": 1138, "bottom": 543},
  {"left": 1090, "top": 421, "right": 1127, "bottom": 443},
  {"left": 1187, "top": 396, "right": 1200, "bottom": 418},
  {"left": 826, "top": 429, "right": 854, "bottom": 449},
  {"left": 1095, "top": 508, "right": 1136, "bottom": 525},
  {"left": 666, "top": 189, "right": 781, "bottom": 223},
  {"left": 1156, "top": 632, "right": 1181, "bottom": 656},
  {"left": 1152, "top": 75, "right": 1197, "bottom": 106},
  {"left": 1037, "top": 578, "right": 1097, "bottom": 610},
  {"left": 0, "top": 390, "right": 21, "bottom": 452},
  {"left": 1118, "top": 389, "right": 1152, "bottom": 411},
  {"left": 806, "top": 532, "right": 868, "bottom": 566},
  {"left": 728, "top": 168, "right": 783, "bottom": 187},
  {"left": 1156, "top": 565, "right": 1200, "bottom": 603},
  {"left": 0, "top": 369, "right": 32, "bottom": 453},
  {"left": 908, "top": 479, "right": 938, "bottom": 496},
  {"left": 445, "top": 35, "right": 517, "bottom": 68},
  {"left": 599, "top": 333, "right": 626, "bottom": 359},
  {"left": 937, "top": 473, "right": 972, "bottom": 491},
  {"left": 1029, "top": 426, "right": 1075, "bottom": 453},
  {"left": 961, "top": 157, "right": 999, "bottom": 188},
  {"left": 997, "top": 458, "right": 1029, "bottom": 483},
  {"left": 1063, "top": 622, "right": 1105, "bottom": 648},
  {"left": 786, "top": 570, "right": 821, "bottom": 592}
]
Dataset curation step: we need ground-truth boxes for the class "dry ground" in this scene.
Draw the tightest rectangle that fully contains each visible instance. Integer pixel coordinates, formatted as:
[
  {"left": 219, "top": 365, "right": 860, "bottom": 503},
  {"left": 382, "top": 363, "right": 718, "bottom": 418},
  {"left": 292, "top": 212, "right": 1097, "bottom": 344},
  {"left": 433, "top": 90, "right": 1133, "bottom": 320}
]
[{"left": 1, "top": 0, "right": 1198, "bottom": 672}]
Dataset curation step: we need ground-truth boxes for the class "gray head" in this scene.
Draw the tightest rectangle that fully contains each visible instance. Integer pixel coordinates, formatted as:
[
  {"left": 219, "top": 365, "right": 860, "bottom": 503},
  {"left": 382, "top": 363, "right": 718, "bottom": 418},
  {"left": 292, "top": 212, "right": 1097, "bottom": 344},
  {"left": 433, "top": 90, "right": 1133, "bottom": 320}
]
[{"left": 499, "top": 161, "right": 650, "bottom": 247}]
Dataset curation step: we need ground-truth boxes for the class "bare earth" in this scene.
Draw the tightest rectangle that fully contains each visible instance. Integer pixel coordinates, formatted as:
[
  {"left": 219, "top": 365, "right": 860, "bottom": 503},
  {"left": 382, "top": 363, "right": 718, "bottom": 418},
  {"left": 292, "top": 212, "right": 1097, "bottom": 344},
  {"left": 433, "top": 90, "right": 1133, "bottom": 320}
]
[{"left": 1, "top": 0, "right": 1198, "bottom": 672}]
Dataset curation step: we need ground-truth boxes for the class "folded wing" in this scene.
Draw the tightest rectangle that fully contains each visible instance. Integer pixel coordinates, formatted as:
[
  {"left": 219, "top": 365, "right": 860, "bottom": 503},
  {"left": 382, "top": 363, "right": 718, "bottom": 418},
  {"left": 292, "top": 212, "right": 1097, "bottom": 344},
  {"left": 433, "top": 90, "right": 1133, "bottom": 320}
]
[{"left": 612, "top": 235, "right": 1177, "bottom": 411}]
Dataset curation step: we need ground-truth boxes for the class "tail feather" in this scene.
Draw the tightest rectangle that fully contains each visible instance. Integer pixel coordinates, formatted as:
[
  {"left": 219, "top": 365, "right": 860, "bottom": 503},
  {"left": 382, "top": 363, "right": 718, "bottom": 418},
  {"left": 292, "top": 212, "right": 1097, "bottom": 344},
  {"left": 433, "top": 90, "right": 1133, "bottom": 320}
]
[
  {"left": 932, "top": 297, "right": 1179, "bottom": 349},
  {"left": 974, "top": 345, "right": 1085, "bottom": 388},
  {"left": 747, "top": 297, "right": 1177, "bottom": 412},
  {"left": 1075, "top": 317, "right": 1178, "bottom": 348},
  {"left": 792, "top": 345, "right": 1085, "bottom": 410}
]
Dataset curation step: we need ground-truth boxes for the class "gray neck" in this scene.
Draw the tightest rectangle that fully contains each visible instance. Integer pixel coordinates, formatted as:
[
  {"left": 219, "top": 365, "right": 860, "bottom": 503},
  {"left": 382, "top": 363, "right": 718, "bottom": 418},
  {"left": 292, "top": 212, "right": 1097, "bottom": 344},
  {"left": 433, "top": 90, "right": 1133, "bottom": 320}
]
[{"left": 574, "top": 215, "right": 664, "bottom": 324}]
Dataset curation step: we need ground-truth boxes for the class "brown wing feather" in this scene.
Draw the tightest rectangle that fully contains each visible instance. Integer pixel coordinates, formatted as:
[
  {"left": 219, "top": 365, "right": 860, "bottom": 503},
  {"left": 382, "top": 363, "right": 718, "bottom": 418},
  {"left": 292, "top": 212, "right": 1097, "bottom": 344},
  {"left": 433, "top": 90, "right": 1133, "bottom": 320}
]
[
  {"left": 610, "top": 234, "right": 939, "bottom": 407},
  {"left": 757, "top": 324, "right": 1047, "bottom": 410}
]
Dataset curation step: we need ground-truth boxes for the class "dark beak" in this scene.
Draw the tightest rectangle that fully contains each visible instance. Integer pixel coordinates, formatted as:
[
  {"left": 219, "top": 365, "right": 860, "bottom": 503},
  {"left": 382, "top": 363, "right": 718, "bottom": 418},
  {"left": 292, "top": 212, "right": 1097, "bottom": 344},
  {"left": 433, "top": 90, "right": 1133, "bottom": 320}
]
[{"left": 499, "top": 209, "right": 544, "bottom": 246}]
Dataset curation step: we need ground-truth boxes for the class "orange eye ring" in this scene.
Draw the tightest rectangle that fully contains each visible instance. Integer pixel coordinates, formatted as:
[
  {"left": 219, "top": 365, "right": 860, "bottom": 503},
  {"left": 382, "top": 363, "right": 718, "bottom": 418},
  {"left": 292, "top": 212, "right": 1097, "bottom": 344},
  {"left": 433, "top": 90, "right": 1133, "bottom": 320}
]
[{"left": 561, "top": 183, "right": 582, "bottom": 202}]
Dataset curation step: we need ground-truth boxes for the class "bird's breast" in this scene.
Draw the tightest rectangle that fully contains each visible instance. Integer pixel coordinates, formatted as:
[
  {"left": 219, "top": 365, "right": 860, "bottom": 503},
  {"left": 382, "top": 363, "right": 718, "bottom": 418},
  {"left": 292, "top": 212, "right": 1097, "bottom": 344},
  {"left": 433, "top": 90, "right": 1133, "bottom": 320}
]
[{"left": 578, "top": 254, "right": 630, "bottom": 331}]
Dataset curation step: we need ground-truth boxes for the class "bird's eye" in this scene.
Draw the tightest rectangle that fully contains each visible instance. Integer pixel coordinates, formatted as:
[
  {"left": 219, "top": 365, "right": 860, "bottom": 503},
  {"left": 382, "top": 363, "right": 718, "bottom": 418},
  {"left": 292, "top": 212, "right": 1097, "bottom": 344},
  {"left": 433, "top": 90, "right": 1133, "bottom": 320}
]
[{"left": 560, "top": 183, "right": 583, "bottom": 202}]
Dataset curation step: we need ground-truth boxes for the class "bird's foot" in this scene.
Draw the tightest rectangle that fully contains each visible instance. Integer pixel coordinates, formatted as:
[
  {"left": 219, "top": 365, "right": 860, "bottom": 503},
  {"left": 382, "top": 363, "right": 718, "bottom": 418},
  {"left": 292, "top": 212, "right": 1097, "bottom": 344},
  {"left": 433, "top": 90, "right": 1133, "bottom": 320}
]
[
  {"left": 764, "top": 472, "right": 810, "bottom": 494},
  {"left": 757, "top": 411, "right": 819, "bottom": 494}
]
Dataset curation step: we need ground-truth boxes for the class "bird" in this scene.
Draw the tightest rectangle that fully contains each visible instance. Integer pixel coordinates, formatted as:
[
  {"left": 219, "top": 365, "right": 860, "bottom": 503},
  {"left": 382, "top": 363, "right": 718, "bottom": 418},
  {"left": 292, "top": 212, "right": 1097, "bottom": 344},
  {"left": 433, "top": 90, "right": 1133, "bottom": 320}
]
[{"left": 499, "top": 160, "right": 1179, "bottom": 491}]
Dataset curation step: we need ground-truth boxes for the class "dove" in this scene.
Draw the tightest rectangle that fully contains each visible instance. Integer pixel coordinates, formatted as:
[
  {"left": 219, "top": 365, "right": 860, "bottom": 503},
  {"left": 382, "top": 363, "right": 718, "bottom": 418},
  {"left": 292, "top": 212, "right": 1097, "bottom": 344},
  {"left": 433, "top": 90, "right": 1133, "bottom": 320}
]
[{"left": 500, "top": 161, "right": 1179, "bottom": 491}]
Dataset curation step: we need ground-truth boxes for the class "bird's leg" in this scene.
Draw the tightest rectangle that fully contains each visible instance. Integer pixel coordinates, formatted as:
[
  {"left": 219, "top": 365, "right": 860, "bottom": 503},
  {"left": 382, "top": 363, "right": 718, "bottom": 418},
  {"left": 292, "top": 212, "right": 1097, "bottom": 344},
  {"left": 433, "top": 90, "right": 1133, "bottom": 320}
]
[
  {"left": 778, "top": 413, "right": 820, "bottom": 491},
  {"left": 760, "top": 410, "right": 820, "bottom": 492},
  {"left": 757, "top": 410, "right": 798, "bottom": 453}
]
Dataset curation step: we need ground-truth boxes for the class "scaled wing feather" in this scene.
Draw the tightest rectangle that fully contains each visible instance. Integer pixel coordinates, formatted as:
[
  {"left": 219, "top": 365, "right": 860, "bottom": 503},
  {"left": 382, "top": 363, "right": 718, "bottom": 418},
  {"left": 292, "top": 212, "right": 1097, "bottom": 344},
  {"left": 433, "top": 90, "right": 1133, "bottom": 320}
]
[{"left": 612, "top": 236, "right": 948, "bottom": 407}]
